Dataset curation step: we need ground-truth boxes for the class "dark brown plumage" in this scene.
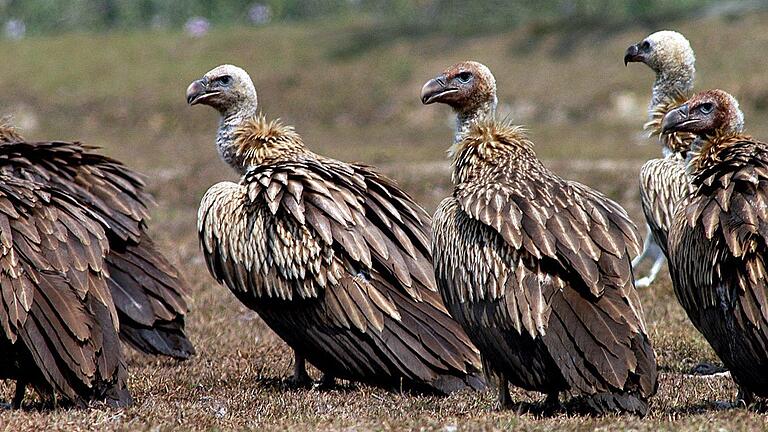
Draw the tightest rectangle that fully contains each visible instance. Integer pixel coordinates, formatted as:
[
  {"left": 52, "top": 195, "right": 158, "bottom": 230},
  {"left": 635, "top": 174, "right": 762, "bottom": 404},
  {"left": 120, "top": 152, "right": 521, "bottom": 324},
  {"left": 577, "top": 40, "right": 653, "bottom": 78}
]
[
  {"left": 0, "top": 124, "right": 194, "bottom": 407},
  {"left": 662, "top": 90, "right": 767, "bottom": 405},
  {"left": 190, "top": 64, "right": 484, "bottom": 394},
  {"left": 423, "top": 62, "right": 658, "bottom": 415}
]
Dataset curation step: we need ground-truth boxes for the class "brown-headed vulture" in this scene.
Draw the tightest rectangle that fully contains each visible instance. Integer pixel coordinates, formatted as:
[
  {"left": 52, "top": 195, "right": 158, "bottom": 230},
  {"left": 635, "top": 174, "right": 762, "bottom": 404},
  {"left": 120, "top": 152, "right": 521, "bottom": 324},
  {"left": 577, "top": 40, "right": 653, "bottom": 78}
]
[
  {"left": 422, "top": 61, "right": 658, "bottom": 415},
  {"left": 188, "top": 64, "right": 484, "bottom": 394},
  {"left": 0, "top": 123, "right": 193, "bottom": 408},
  {"left": 662, "top": 89, "right": 768, "bottom": 406},
  {"left": 625, "top": 30, "right": 697, "bottom": 288}
]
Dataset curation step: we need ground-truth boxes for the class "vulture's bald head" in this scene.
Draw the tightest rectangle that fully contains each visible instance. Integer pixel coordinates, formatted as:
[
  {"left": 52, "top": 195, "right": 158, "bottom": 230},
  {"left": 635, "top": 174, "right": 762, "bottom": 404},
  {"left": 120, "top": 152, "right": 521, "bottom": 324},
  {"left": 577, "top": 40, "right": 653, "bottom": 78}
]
[
  {"left": 421, "top": 61, "right": 497, "bottom": 115},
  {"left": 624, "top": 30, "right": 695, "bottom": 75},
  {"left": 187, "top": 64, "right": 258, "bottom": 116},
  {"left": 662, "top": 89, "right": 744, "bottom": 137}
]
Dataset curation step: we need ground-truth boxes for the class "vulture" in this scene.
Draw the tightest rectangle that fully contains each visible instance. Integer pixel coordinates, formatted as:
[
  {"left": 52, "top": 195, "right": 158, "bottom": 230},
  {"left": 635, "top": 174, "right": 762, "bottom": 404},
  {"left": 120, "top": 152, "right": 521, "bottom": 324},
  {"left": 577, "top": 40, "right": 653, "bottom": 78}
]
[
  {"left": 0, "top": 123, "right": 193, "bottom": 408},
  {"left": 662, "top": 89, "right": 768, "bottom": 406},
  {"left": 188, "top": 64, "right": 484, "bottom": 394},
  {"left": 624, "top": 30, "right": 697, "bottom": 287},
  {"left": 421, "top": 61, "right": 658, "bottom": 415}
]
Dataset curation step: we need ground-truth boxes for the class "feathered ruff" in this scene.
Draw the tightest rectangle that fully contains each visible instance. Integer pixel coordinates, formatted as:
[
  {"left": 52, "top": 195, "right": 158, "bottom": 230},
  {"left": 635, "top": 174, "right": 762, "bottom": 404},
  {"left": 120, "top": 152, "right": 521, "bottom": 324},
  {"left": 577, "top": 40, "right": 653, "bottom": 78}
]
[
  {"left": 644, "top": 90, "right": 695, "bottom": 156},
  {"left": 199, "top": 116, "right": 485, "bottom": 394},
  {"left": 0, "top": 122, "right": 23, "bottom": 143},
  {"left": 231, "top": 114, "right": 309, "bottom": 167},
  {"left": 433, "top": 117, "right": 657, "bottom": 415},
  {"left": 0, "top": 139, "right": 194, "bottom": 361},
  {"left": 668, "top": 131, "right": 768, "bottom": 397}
]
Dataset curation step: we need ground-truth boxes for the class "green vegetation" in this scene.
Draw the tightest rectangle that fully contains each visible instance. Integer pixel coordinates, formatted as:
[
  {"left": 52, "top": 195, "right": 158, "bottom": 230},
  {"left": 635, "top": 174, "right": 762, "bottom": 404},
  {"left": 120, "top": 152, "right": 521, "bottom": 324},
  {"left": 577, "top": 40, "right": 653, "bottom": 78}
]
[
  {"left": 1, "top": 0, "right": 729, "bottom": 36},
  {"left": 1, "top": 8, "right": 768, "bottom": 431}
]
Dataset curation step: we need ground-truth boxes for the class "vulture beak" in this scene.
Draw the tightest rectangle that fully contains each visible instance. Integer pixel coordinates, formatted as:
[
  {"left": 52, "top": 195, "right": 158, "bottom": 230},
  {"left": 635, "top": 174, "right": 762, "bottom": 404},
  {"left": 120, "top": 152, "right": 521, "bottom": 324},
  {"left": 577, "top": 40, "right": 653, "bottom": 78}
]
[
  {"left": 662, "top": 104, "right": 695, "bottom": 134},
  {"left": 623, "top": 44, "right": 643, "bottom": 66},
  {"left": 186, "top": 78, "right": 218, "bottom": 105},
  {"left": 421, "top": 75, "right": 458, "bottom": 105}
]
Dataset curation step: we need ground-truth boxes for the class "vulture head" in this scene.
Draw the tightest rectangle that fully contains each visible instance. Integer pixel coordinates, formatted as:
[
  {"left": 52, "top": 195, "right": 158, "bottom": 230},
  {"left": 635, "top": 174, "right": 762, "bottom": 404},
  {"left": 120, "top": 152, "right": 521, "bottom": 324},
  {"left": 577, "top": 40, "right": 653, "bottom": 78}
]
[
  {"left": 421, "top": 61, "right": 497, "bottom": 115},
  {"left": 624, "top": 30, "right": 695, "bottom": 76},
  {"left": 662, "top": 89, "right": 744, "bottom": 137},
  {"left": 186, "top": 64, "right": 258, "bottom": 116}
]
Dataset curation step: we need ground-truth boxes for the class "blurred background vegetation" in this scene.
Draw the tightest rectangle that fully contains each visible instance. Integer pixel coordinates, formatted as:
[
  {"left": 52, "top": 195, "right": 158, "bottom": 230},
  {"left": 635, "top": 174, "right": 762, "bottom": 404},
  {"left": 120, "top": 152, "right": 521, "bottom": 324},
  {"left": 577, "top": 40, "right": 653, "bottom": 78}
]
[{"left": 0, "top": 0, "right": 757, "bottom": 36}]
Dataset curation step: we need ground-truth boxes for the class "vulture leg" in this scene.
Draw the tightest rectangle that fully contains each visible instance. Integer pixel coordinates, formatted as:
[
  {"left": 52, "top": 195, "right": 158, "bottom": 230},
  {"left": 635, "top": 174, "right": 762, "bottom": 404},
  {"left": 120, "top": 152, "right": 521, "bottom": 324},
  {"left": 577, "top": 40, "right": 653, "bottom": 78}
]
[
  {"left": 287, "top": 352, "right": 311, "bottom": 388},
  {"left": 736, "top": 387, "right": 755, "bottom": 408},
  {"left": 11, "top": 380, "right": 26, "bottom": 409},
  {"left": 496, "top": 375, "right": 513, "bottom": 410},
  {"left": 542, "top": 392, "right": 562, "bottom": 416},
  {"left": 632, "top": 227, "right": 665, "bottom": 288}
]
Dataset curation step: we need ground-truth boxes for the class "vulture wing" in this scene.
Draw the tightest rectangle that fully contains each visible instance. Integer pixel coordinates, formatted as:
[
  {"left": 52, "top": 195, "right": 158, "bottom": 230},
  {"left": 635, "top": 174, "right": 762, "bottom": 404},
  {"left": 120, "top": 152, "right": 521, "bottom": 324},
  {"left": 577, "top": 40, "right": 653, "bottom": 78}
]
[
  {"left": 199, "top": 156, "right": 482, "bottom": 392},
  {"left": 671, "top": 137, "right": 768, "bottom": 328},
  {"left": 639, "top": 155, "right": 693, "bottom": 255},
  {"left": 0, "top": 173, "right": 129, "bottom": 405},
  {"left": 668, "top": 136, "right": 768, "bottom": 394},
  {"left": 0, "top": 141, "right": 193, "bottom": 359},
  {"left": 434, "top": 121, "right": 656, "bottom": 409}
]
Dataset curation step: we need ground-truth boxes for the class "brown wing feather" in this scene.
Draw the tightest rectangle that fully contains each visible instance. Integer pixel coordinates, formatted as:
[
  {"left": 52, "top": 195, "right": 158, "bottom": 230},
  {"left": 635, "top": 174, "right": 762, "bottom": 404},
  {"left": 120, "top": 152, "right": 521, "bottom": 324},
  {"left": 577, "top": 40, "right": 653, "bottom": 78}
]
[
  {"left": 639, "top": 155, "right": 693, "bottom": 255},
  {"left": 668, "top": 135, "right": 768, "bottom": 396},
  {"left": 0, "top": 173, "right": 130, "bottom": 406},
  {"left": 434, "top": 119, "right": 657, "bottom": 411},
  {"left": 199, "top": 155, "right": 483, "bottom": 392},
  {"left": 0, "top": 140, "right": 193, "bottom": 359}
]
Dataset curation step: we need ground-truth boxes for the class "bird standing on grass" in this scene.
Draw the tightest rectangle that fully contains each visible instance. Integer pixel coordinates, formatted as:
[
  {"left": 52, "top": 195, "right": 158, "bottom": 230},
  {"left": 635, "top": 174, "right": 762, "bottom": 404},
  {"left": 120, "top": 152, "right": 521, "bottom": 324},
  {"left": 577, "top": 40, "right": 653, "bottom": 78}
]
[
  {"left": 188, "top": 64, "right": 484, "bottom": 394},
  {"left": 624, "top": 30, "right": 697, "bottom": 287},
  {"left": 0, "top": 123, "right": 194, "bottom": 408},
  {"left": 662, "top": 89, "right": 768, "bottom": 406},
  {"left": 422, "top": 61, "right": 658, "bottom": 415}
]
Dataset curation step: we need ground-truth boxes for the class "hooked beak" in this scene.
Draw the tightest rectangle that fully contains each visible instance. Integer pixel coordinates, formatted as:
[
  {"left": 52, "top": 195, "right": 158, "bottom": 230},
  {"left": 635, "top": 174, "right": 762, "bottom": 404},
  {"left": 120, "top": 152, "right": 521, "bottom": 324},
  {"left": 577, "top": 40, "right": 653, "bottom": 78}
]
[
  {"left": 421, "top": 75, "right": 458, "bottom": 105},
  {"left": 186, "top": 78, "right": 219, "bottom": 105},
  {"left": 623, "top": 44, "right": 643, "bottom": 66},
  {"left": 662, "top": 104, "right": 697, "bottom": 134}
]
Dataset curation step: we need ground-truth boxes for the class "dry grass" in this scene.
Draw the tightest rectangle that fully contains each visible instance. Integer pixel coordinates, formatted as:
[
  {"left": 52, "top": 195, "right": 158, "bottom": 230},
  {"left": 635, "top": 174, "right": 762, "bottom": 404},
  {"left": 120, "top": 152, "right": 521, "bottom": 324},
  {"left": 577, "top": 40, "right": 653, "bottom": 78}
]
[{"left": 2, "top": 11, "right": 768, "bottom": 431}]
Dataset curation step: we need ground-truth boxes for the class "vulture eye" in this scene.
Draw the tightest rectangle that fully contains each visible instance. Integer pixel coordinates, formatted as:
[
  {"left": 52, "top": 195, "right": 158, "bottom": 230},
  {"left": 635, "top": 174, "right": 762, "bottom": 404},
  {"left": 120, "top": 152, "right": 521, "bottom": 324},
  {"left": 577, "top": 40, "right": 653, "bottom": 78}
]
[
  {"left": 217, "top": 75, "right": 233, "bottom": 86},
  {"left": 641, "top": 40, "right": 651, "bottom": 51},
  {"left": 457, "top": 71, "right": 472, "bottom": 83},
  {"left": 699, "top": 102, "right": 714, "bottom": 114}
]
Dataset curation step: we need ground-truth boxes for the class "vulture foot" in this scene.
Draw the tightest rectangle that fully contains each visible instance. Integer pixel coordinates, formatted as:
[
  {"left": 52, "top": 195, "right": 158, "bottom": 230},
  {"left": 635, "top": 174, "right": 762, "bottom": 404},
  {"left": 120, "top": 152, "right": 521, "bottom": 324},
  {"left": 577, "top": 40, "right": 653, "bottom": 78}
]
[
  {"left": 690, "top": 362, "right": 728, "bottom": 375},
  {"left": 735, "top": 387, "right": 755, "bottom": 409},
  {"left": 286, "top": 353, "right": 312, "bottom": 388},
  {"left": 314, "top": 373, "right": 336, "bottom": 390}
]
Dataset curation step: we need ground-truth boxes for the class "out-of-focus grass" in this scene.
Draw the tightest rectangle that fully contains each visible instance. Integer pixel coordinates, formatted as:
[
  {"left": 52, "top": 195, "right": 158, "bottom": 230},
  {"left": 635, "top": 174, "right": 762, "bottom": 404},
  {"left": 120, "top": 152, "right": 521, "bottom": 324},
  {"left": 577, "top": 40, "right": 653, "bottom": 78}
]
[{"left": 2, "top": 10, "right": 768, "bottom": 431}]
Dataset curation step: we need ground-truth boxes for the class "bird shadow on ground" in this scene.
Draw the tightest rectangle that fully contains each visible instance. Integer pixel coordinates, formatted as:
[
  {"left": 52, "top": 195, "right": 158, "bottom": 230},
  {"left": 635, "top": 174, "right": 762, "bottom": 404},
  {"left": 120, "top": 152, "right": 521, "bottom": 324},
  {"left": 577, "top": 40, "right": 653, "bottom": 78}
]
[{"left": 252, "top": 376, "right": 359, "bottom": 394}]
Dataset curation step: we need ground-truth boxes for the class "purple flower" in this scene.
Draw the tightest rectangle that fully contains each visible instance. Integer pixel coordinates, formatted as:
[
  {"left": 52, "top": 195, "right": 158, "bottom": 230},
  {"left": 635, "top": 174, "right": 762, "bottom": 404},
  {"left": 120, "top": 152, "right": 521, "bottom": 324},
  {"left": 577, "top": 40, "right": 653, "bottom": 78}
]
[
  {"left": 248, "top": 3, "right": 272, "bottom": 25},
  {"left": 185, "top": 17, "right": 210, "bottom": 38},
  {"left": 4, "top": 19, "right": 25, "bottom": 40}
]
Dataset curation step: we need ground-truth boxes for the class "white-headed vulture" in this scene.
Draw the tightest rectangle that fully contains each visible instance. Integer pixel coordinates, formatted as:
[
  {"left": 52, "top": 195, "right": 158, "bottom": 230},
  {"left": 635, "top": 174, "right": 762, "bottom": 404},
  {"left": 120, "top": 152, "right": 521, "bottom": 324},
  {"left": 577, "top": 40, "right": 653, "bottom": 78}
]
[{"left": 188, "top": 64, "right": 484, "bottom": 394}]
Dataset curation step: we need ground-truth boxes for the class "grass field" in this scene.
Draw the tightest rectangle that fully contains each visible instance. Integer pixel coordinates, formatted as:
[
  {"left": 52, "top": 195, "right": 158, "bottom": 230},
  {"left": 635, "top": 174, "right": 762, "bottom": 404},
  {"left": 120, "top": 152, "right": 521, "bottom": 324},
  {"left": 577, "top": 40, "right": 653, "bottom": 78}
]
[{"left": 2, "top": 10, "right": 768, "bottom": 431}]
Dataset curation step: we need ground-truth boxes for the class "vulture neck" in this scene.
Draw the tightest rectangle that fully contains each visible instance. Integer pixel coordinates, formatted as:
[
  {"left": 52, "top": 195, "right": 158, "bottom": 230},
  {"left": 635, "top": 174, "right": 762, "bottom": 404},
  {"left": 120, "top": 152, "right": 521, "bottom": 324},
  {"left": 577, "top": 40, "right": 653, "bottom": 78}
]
[
  {"left": 216, "top": 102, "right": 259, "bottom": 174},
  {"left": 454, "top": 96, "right": 498, "bottom": 146},
  {"left": 650, "top": 65, "right": 694, "bottom": 116}
]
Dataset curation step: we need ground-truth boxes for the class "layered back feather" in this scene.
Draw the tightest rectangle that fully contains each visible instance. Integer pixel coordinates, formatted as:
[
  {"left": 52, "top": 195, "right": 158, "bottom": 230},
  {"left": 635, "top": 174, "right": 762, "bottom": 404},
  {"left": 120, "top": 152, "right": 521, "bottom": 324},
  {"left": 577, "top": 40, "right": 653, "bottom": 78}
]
[
  {"left": 0, "top": 140, "right": 194, "bottom": 360},
  {"left": 668, "top": 132, "right": 768, "bottom": 395},
  {"left": 198, "top": 114, "right": 484, "bottom": 393},
  {"left": 432, "top": 118, "right": 657, "bottom": 414}
]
